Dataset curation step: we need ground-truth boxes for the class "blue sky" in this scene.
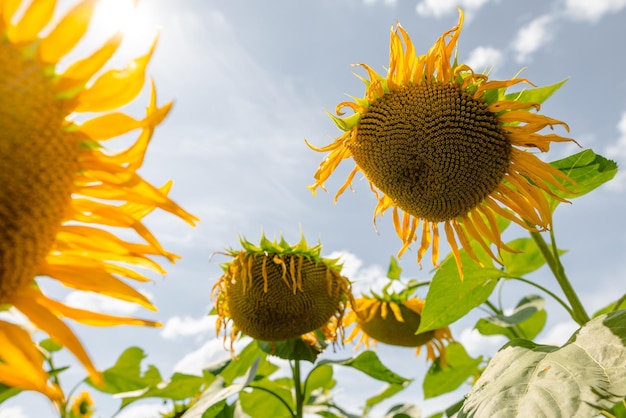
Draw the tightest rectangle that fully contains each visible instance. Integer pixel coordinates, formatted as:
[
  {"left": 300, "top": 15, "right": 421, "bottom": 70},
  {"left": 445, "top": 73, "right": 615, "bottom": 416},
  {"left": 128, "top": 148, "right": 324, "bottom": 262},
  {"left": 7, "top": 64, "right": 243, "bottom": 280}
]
[{"left": 3, "top": 0, "right": 626, "bottom": 417}]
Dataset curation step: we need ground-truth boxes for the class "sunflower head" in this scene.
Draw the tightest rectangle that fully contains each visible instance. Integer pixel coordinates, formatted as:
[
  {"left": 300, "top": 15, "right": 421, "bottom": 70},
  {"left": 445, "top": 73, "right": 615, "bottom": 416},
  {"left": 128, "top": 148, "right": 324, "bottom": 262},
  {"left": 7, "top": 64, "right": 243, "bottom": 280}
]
[
  {"left": 69, "top": 390, "right": 94, "bottom": 418},
  {"left": 0, "top": 0, "right": 197, "bottom": 401},
  {"left": 212, "top": 235, "right": 353, "bottom": 354},
  {"left": 344, "top": 294, "right": 452, "bottom": 364},
  {"left": 308, "top": 9, "right": 577, "bottom": 277}
]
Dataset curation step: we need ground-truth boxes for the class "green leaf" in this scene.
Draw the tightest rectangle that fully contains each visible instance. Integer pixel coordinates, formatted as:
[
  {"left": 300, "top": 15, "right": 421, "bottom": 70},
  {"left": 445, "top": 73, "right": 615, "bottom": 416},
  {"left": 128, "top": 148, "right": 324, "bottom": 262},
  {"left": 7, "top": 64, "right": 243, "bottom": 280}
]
[
  {"left": 475, "top": 295, "right": 547, "bottom": 340},
  {"left": 38, "top": 338, "right": 63, "bottom": 354},
  {"left": 257, "top": 335, "right": 326, "bottom": 363},
  {"left": 423, "top": 342, "right": 482, "bottom": 399},
  {"left": 502, "top": 79, "right": 568, "bottom": 106},
  {"left": 241, "top": 379, "right": 294, "bottom": 418},
  {"left": 219, "top": 342, "right": 277, "bottom": 384},
  {"left": 181, "top": 358, "right": 260, "bottom": 418},
  {"left": 383, "top": 403, "right": 421, "bottom": 418},
  {"left": 387, "top": 256, "right": 403, "bottom": 280},
  {"left": 593, "top": 295, "right": 626, "bottom": 318},
  {"left": 364, "top": 382, "right": 411, "bottom": 415},
  {"left": 320, "top": 351, "right": 410, "bottom": 385},
  {"left": 549, "top": 150, "right": 618, "bottom": 207},
  {"left": 199, "top": 399, "right": 227, "bottom": 418},
  {"left": 119, "top": 373, "right": 211, "bottom": 408},
  {"left": 500, "top": 238, "right": 545, "bottom": 277},
  {"left": 607, "top": 400, "right": 626, "bottom": 418},
  {"left": 427, "top": 399, "right": 465, "bottom": 418},
  {"left": 418, "top": 244, "right": 503, "bottom": 333},
  {"left": 87, "top": 347, "right": 162, "bottom": 395},
  {"left": 459, "top": 310, "right": 626, "bottom": 417},
  {"left": 0, "top": 383, "right": 21, "bottom": 403},
  {"left": 304, "top": 364, "right": 334, "bottom": 403}
]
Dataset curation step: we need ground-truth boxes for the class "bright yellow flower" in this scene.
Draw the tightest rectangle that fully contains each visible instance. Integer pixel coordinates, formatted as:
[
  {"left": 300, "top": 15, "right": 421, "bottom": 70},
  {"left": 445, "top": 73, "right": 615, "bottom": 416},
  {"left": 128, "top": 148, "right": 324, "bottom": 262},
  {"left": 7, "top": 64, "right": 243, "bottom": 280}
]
[
  {"left": 344, "top": 297, "right": 452, "bottom": 364},
  {"left": 213, "top": 236, "right": 352, "bottom": 354},
  {"left": 308, "top": 10, "right": 576, "bottom": 277},
  {"left": 69, "top": 390, "right": 94, "bottom": 418},
  {"left": 0, "top": 0, "right": 197, "bottom": 401}
]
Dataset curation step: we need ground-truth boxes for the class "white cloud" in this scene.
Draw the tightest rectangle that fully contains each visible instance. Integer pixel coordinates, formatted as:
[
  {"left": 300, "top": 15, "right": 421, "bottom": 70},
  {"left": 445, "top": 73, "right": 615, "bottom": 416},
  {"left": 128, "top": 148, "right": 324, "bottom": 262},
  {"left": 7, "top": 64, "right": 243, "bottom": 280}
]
[
  {"left": 512, "top": 14, "right": 555, "bottom": 63},
  {"left": 115, "top": 402, "right": 167, "bottom": 418},
  {"left": 161, "top": 315, "right": 216, "bottom": 340},
  {"left": 564, "top": 0, "right": 626, "bottom": 22},
  {"left": 0, "top": 406, "right": 28, "bottom": 418},
  {"left": 603, "top": 111, "right": 626, "bottom": 190},
  {"left": 173, "top": 337, "right": 251, "bottom": 376},
  {"left": 605, "top": 111, "right": 626, "bottom": 159},
  {"left": 536, "top": 321, "right": 579, "bottom": 346},
  {"left": 327, "top": 251, "right": 391, "bottom": 296},
  {"left": 416, "top": 0, "right": 491, "bottom": 18},
  {"left": 464, "top": 46, "right": 504, "bottom": 73},
  {"left": 63, "top": 290, "right": 153, "bottom": 316},
  {"left": 457, "top": 327, "right": 507, "bottom": 358}
]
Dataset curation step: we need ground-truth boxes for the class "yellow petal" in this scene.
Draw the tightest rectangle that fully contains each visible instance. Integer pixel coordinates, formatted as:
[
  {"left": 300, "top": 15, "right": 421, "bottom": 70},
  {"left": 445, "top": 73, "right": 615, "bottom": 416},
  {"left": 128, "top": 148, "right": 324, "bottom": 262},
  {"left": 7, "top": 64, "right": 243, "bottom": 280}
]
[
  {"left": 39, "top": 0, "right": 97, "bottom": 63},
  {"left": 39, "top": 261, "right": 157, "bottom": 311},
  {"left": 7, "top": 0, "right": 56, "bottom": 43},
  {"left": 0, "top": 321, "right": 63, "bottom": 401},
  {"left": 75, "top": 112, "right": 143, "bottom": 141},
  {"left": 1, "top": 0, "right": 21, "bottom": 28},
  {"left": 74, "top": 39, "right": 156, "bottom": 112},
  {"left": 12, "top": 291, "right": 102, "bottom": 386},
  {"left": 36, "top": 297, "right": 161, "bottom": 327},
  {"left": 56, "top": 32, "right": 123, "bottom": 95}
]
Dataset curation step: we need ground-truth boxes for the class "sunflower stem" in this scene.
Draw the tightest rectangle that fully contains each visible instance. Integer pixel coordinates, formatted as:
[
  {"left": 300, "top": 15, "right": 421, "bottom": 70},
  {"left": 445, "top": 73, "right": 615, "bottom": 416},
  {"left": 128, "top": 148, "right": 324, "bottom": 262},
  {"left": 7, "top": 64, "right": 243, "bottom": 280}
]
[
  {"left": 292, "top": 359, "right": 304, "bottom": 418},
  {"left": 530, "top": 231, "right": 590, "bottom": 325}
]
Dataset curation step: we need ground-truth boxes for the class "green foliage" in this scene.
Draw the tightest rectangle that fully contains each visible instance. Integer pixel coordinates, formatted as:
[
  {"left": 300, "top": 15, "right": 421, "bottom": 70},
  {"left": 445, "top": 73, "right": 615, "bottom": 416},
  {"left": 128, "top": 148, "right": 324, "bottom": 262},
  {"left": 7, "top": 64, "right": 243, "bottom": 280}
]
[
  {"left": 321, "top": 351, "right": 410, "bottom": 385},
  {"left": 549, "top": 149, "right": 618, "bottom": 208},
  {"left": 418, "top": 243, "right": 503, "bottom": 333},
  {"left": 0, "top": 383, "right": 20, "bottom": 403},
  {"left": 258, "top": 334, "right": 327, "bottom": 363},
  {"left": 303, "top": 364, "right": 335, "bottom": 403},
  {"left": 382, "top": 403, "right": 420, "bottom": 418},
  {"left": 423, "top": 343, "right": 482, "bottom": 399},
  {"left": 593, "top": 295, "right": 626, "bottom": 318},
  {"left": 500, "top": 238, "right": 548, "bottom": 277},
  {"left": 459, "top": 310, "right": 626, "bottom": 417},
  {"left": 475, "top": 295, "right": 547, "bottom": 340},
  {"left": 503, "top": 78, "right": 568, "bottom": 106},
  {"left": 39, "top": 338, "right": 63, "bottom": 354},
  {"left": 181, "top": 358, "right": 260, "bottom": 418},
  {"left": 387, "top": 256, "right": 403, "bottom": 280}
]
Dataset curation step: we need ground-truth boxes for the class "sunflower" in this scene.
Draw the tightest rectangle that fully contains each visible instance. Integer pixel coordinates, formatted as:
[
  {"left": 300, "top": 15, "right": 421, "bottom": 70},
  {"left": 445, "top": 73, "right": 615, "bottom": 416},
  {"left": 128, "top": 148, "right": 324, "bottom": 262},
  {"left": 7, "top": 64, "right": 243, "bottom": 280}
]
[
  {"left": 344, "top": 296, "right": 452, "bottom": 364},
  {"left": 307, "top": 10, "right": 576, "bottom": 277},
  {"left": 212, "top": 235, "right": 353, "bottom": 354},
  {"left": 69, "top": 390, "right": 94, "bottom": 418},
  {"left": 0, "top": 0, "right": 197, "bottom": 401}
]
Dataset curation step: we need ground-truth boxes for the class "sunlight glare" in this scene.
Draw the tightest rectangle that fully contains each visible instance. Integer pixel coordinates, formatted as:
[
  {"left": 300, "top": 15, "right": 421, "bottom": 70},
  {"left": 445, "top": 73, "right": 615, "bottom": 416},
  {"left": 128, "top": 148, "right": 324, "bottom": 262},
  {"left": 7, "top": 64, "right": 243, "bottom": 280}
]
[{"left": 90, "top": 0, "right": 158, "bottom": 55}]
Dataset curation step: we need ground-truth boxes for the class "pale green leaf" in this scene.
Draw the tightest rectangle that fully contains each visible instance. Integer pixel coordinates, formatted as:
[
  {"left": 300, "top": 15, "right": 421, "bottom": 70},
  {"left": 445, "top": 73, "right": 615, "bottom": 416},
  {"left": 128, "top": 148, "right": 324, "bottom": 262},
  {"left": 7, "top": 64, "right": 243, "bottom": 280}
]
[{"left": 459, "top": 310, "right": 626, "bottom": 418}]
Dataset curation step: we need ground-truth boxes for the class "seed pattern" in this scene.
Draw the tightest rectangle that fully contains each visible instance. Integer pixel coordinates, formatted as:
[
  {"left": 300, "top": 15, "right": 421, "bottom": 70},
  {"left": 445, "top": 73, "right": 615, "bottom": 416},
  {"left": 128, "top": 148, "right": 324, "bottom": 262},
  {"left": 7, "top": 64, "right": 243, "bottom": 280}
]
[
  {"left": 349, "top": 82, "right": 511, "bottom": 222},
  {"left": 0, "top": 41, "right": 80, "bottom": 300},
  {"left": 222, "top": 252, "right": 349, "bottom": 342}
]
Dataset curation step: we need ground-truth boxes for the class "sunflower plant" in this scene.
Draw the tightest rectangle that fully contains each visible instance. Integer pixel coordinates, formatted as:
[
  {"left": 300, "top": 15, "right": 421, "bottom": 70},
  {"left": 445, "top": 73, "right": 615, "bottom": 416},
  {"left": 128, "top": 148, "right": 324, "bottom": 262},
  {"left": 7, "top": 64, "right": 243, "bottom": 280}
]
[{"left": 2, "top": 3, "right": 626, "bottom": 418}]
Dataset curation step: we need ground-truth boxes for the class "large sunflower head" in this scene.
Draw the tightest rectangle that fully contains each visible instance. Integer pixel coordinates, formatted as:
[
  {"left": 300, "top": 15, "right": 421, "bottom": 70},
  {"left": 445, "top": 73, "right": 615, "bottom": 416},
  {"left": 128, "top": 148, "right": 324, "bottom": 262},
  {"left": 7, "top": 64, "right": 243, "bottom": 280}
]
[
  {"left": 308, "top": 9, "right": 577, "bottom": 277},
  {"left": 0, "top": 0, "right": 197, "bottom": 402},
  {"left": 212, "top": 235, "right": 353, "bottom": 354}
]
